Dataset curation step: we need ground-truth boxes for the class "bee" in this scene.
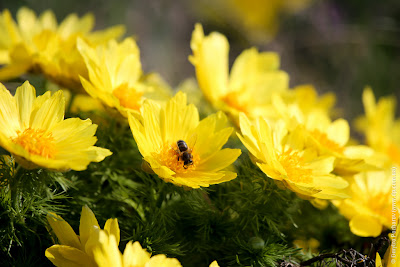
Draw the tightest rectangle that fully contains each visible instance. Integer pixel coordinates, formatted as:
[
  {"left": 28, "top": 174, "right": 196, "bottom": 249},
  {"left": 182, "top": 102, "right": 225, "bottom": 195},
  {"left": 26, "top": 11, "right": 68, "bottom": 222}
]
[{"left": 176, "top": 139, "right": 193, "bottom": 169}]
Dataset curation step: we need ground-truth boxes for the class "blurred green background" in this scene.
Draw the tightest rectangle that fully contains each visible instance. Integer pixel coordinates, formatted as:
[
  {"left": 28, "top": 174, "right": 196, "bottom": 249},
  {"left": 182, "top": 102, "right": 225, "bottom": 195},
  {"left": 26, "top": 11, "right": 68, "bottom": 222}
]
[{"left": 1, "top": 0, "right": 399, "bottom": 123}]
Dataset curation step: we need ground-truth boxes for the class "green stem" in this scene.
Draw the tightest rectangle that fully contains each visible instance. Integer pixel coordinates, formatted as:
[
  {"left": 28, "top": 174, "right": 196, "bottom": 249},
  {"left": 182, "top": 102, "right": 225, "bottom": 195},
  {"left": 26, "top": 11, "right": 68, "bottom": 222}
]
[{"left": 10, "top": 165, "right": 24, "bottom": 215}]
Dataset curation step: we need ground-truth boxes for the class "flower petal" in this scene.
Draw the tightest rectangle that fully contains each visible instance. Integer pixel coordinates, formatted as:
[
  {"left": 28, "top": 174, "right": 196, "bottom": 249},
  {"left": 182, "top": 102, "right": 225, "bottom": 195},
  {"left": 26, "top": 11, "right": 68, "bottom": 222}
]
[
  {"left": 79, "top": 206, "right": 100, "bottom": 249},
  {"left": 47, "top": 213, "right": 81, "bottom": 249},
  {"left": 349, "top": 214, "right": 382, "bottom": 237},
  {"left": 45, "top": 245, "right": 95, "bottom": 267}
]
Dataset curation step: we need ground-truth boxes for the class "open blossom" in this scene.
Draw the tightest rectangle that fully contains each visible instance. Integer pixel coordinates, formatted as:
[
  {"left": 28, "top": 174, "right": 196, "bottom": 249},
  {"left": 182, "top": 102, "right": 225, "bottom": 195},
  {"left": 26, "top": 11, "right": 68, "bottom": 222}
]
[
  {"left": 128, "top": 92, "right": 241, "bottom": 188},
  {"left": 272, "top": 94, "right": 375, "bottom": 175},
  {"left": 334, "top": 170, "right": 399, "bottom": 237},
  {"left": 46, "top": 206, "right": 183, "bottom": 267},
  {"left": 0, "top": 7, "right": 124, "bottom": 90},
  {"left": 189, "top": 23, "right": 288, "bottom": 126},
  {"left": 237, "top": 113, "right": 349, "bottom": 199},
  {"left": 93, "top": 233, "right": 182, "bottom": 267},
  {"left": 78, "top": 37, "right": 171, "bottom": 118},
  {"left": 46, "top": 206, "right": 120, "bottom": 267},
  {"left": 0, "top": 81, "right": 111, "bottom": 170}
]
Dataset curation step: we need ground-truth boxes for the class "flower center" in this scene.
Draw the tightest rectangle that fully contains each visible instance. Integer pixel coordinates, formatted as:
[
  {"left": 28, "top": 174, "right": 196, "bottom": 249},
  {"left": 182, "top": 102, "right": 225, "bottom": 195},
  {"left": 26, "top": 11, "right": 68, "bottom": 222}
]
[
  {"left": 12, "top": 128, "right": 56, "bottom": 158},
  {"left": 158, "top": 142, "right": 200, "bottom": 174},
  {"left": 221, "top": 91, "right": 249, "bottom": 114},
  {"left": 310, "top": 129, "right": 344, "bottom": 154},
  {"left": 367, "top": 193, "right": 396, "bottom": 224},
  {"left": 278, "top": 148, "right": 312, "bottom": 183},
  {"left": 112, "top": 83, "right": 143, "bottom": 111}
]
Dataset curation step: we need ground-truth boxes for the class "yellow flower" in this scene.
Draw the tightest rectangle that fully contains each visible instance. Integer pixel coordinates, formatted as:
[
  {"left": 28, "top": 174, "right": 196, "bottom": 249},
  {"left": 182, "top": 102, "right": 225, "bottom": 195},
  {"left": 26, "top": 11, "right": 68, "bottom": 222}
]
[
  {"left": 281, "top": 84, "right": 337, "bottom": 118},
  {"left": 189, "top": 23, "right": 289, "bottom": 126},
  {"left": 0, "top": 81, "right": 111, "bottom": 170},
  {"left": 355, "top": 87, "right": 400, "bottom": 167},
  {"left": 334, "top": 170, "right": 399, "bottom": 237},
  {"left": 272, "top": 94, "right": 375, "bottom": 175},
  {"left": 0, "top": 7, "right": 124, "bottom": 91},
  {"left": 293, "top": 238, "right": 320, "bottom": 254},
  {"left": 78, "top": 38, "right": 171, "bottom": 118},
  {"left": 128, "top": 92, "right": 241, "bottom": 188},
  {"left": 45, "top": 205, "right": 120, "bottom": 267},
  {"left": 193, "top": 0, "right": 312, "bottom": 42},
  {"left": 93, "top": 233, "right": 182, "bottom": 267},
  {"left": 209, "top": 260, "right": 220, "bottom": 267},
  {"left": 63, "top": 89, "right": 105, "bottom": 114},
  {"left": 237, "top": 113, "right": 348, "bottom": 199}
]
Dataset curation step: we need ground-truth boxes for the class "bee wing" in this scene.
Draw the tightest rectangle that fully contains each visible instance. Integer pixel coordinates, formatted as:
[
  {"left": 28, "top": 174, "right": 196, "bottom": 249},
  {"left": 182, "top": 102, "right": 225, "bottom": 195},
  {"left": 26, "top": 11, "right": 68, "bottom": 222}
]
[{"left": 187, "top": 133, "right": 198, "bottom": 151}]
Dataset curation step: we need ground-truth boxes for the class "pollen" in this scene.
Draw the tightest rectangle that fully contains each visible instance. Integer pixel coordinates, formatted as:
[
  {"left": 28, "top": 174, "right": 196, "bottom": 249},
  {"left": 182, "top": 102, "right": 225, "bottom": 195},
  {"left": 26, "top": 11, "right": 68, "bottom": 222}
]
[
  {"left": 158, "top": 142, "right": 200, "bottom": 174},
  {"left": 278, "top": 148, "right": 313, "bottom": 184},
  {"left": 112, "top": 83, "right": 143, "bottom": 111},
  {"left": 310, "top": 129, "right": 344, "bottom": 154},
  {"left": 12, "top": 128, "right": 56, "bottom": 158}
]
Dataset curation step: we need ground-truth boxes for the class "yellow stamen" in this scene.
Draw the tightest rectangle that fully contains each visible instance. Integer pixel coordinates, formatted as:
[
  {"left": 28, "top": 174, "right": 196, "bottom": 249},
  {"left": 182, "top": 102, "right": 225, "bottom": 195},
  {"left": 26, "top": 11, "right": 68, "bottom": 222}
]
[
  {"left": 112, "top": 83, "right": 143, "bottom": 111},
  {"left": 158, "top": 142, "right": 200, "bottom": 174},
  {"left": 310, "top": 129, "right": 344, "bottom": 154},
  {"left": 221, "top": 91, "right": 250, "bottom": 114},
  {"left": 278, "top": 149, "right": 312, "bottom": 183},
  {"left": 12, "top": 128, "right": 56, "bottom": 158}
]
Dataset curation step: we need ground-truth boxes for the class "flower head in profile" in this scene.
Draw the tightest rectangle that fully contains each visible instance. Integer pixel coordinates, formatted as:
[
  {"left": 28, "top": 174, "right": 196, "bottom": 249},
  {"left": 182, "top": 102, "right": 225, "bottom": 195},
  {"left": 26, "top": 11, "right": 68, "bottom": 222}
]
[
  {"left": 93, "top": 232, "right": 182, "bottom": 267},
  {"left": 46, "top": 206, "right": 184, "bottom": 267},
  {"left": 189, "top": 23, "right": 288, "bottom": 126},
  {"left": 334, "top": 170, "right": 399, "bottom": 237},
  {"left": 46, "top": 205, "right": 120, "bottom": 267},
  {"left": 272, "top": 94, "right": 375, "bottom": 175},
  {"left": 0, "top": 81, "right": 111, "bottom": 170},
  {"left": 237, "top": 113, "right": 348, "bottom": 199},
  {"left": 128, "top": 92, "right": 241, "bottom": 188},
  {"left": 0, "top": 7, "right": 125, "bottom": 90},
  {"left": 78, "top": 37, "right": 171, "bottom": 118},
  {"left": 355, "top": 87, "right": 400, "bottom": 168}
]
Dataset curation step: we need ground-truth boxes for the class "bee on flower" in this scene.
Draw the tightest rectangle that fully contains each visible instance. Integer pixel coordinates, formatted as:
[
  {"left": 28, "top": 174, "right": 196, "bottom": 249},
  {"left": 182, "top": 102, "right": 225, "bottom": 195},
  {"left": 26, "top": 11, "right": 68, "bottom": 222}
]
[
  {"left": 0, "top": 81, "right": 111, "bottom": 171},
  {"left": 128, "top": 92, "right": 241, "bottom": 188}
]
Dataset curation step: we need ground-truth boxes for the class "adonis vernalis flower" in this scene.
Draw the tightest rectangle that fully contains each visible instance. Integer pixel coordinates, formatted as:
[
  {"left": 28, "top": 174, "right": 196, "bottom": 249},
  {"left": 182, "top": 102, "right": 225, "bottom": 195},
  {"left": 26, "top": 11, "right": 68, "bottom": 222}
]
[
  {"left": 78, "top": 37, "right": 171, "bottom": 117},
  {"left": 93, "top": 232, "right": 182, "bottom": 267},
  {"left": 46, "top": 206, "right": 183, "bottom": 267},
  {"left": 355, "top": 87, "right": 400, "bottom": 168},
  {"left": 334, "top": 170, "right": 399, "bottom": 237},
  {"left": 0, "top": 81, "right": 111, "bottom": 170},
  {"left": 237, "top": 113, "right": 348, "bottom": 199},
  {"left": 0, "top": 7, "right": 124, "bottom": 90},
  {"left": 189, "top": 23, "right": 288, "bottom": 126},
  {"left": 272, "top": 94, "right": 375, "bottom": 175},
  {"left": 128, "top": 92, "right": 241, "bottom": 188},
  {"left": 46, "top": 205, "right": 120, "bottom": 267}
]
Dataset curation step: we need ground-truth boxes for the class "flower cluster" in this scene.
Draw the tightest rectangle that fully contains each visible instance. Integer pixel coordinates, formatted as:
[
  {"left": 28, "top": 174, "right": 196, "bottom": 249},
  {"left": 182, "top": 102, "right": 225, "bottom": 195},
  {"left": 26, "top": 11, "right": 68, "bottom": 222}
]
[
  {"left": 46, "top": 206, "right": 219, "bottom": 267},
  {"left": 0, "top": 5, "right": 398, "bottom": 267}
]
